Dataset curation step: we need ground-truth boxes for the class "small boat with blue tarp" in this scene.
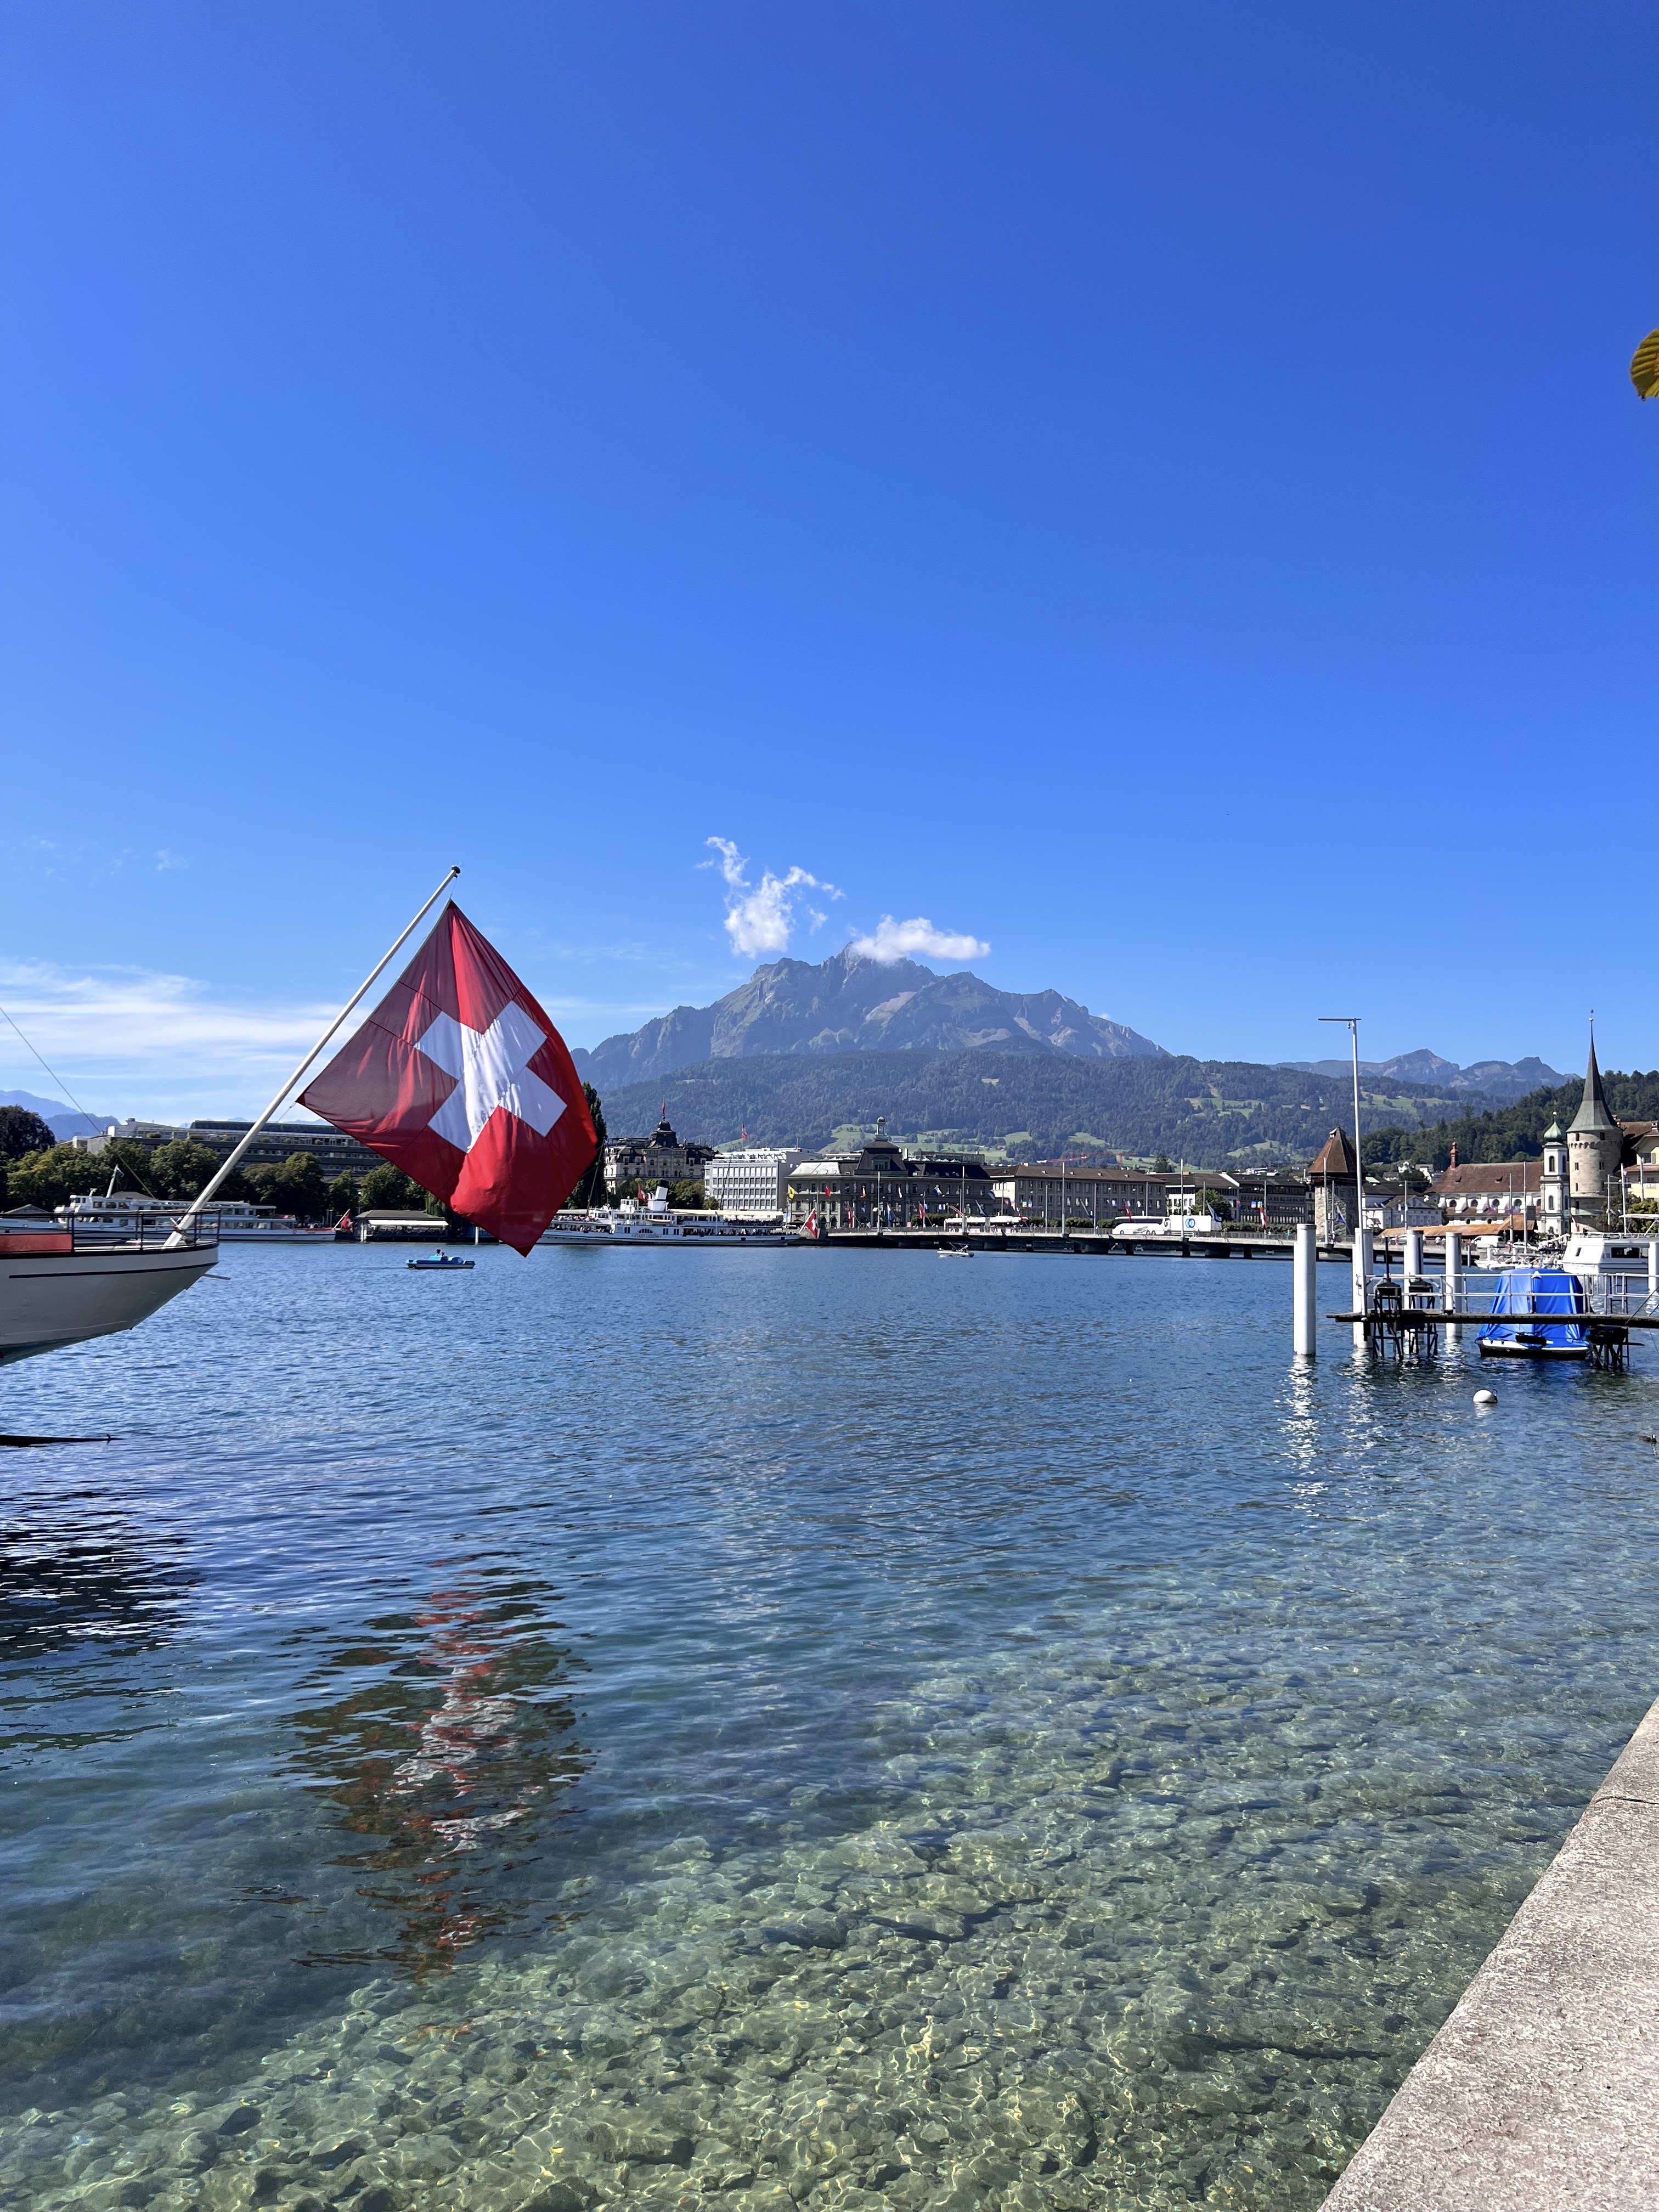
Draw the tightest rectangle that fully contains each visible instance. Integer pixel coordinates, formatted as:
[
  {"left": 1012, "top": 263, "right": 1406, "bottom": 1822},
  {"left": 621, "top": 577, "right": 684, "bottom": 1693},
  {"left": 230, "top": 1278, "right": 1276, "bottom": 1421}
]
[{"left": 1477, "top": 1268, "right": 1590, "bottom": 1361}]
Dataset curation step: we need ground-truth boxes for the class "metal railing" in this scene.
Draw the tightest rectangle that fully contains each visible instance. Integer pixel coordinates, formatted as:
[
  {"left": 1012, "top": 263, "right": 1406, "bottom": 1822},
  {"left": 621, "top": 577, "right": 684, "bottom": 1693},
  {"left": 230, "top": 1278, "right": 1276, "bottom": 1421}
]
[{"left": 60, "top": 1210, "right": 222, "bottom": 1251}]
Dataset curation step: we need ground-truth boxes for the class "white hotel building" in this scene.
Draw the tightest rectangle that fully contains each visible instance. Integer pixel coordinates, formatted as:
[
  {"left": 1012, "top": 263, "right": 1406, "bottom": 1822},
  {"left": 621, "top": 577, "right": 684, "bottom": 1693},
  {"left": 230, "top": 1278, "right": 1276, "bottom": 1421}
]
[{"left": 703, "top": 1148, "right": 802, "bottom": 1216}]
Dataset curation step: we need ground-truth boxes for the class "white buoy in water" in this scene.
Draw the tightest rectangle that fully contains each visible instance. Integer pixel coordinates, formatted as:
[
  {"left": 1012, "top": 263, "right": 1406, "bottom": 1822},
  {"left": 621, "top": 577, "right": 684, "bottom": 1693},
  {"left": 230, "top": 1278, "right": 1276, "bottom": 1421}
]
[{"left": 1474, "top": 1389, "right": 1498, "bottom": 1408}]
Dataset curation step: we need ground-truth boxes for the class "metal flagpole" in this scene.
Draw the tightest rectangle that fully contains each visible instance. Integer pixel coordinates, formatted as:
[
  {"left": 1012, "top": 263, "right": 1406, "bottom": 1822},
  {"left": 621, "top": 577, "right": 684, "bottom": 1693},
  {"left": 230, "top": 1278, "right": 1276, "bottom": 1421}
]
[{"left": 165, "top": 866, "right": 461, "bottom": 1246}]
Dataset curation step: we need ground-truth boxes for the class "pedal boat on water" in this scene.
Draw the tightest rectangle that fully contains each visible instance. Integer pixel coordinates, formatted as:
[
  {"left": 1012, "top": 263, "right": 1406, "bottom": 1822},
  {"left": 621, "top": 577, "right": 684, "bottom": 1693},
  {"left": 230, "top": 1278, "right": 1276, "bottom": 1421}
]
[
  {"left": 407, "top": 1250, "right": 475, "bottom": 1269},
  {"left": 1476, "top": 1268, "right": 1591, "bottom": 1361},
  {"left": 0, "top": 1205, "right": 219, "bottom": 1367}
]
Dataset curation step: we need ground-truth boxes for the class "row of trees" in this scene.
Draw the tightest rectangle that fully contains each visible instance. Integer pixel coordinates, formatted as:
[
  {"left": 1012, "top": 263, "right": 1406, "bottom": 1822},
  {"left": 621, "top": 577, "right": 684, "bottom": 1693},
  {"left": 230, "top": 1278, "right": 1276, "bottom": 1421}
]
[
  {"left": 0, "top": 1137, "right": 443, "bottom": 1223},
  {"left": 1, "top": 1079, "right": 614, "bottom": 1222}
]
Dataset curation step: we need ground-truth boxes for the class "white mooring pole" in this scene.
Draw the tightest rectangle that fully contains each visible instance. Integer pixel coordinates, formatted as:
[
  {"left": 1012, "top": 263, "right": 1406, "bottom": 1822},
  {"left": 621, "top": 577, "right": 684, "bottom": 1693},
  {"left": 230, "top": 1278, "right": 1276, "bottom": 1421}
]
[
  {"left": 1293, "top": 1222, "right": 1317, "bottom": 1356},
  {"left": 165, "top": 866, "right": 461, "bottom": 1248},
  {"left": 1352, "top": 1228, "right": 1373, "bottom": 1353},
  {"left": 1319, "top": 1015, "right": 1368, "bottom": 1356},
  {"left": 1404, "top": 1227, "right": 1424, "bottom": 1285},
  {"left": 1445, "top": 1228, "right": 1463, "bottom": 1341},
  {"left": 1649, "top": 1238, "right": 1658, "bottom": 1304}
]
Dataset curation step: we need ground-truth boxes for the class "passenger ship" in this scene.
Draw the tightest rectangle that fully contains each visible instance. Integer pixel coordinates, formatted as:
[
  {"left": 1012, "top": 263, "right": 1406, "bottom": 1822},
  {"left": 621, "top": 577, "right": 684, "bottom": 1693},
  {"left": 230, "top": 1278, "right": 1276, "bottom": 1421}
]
[
  {"left": 539, "top": 1187, "right": 797, "bottom": 1246},
  {"left": 58, "top": 1193, "right": 334, "bottom": 1244}
]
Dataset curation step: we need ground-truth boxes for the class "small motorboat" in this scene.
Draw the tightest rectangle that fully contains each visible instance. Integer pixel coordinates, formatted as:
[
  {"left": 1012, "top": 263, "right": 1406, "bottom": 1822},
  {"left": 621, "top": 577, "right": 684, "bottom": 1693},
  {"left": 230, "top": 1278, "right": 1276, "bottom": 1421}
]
[
  {"left": 1477, "top": 1268, "right": 1589, "bottom": 1359},
  {"left": 938, "top": 1243, "right": 973, "bottom": 1257},
  {"left": 408, "top": 1251, "right": 475, "bottom": 1271}
]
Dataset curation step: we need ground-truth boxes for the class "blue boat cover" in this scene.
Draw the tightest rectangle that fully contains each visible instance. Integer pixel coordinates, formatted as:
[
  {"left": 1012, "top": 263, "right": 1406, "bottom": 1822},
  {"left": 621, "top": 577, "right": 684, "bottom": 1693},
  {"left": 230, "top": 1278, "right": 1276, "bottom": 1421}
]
[{"left": 1479, "top": 1268, "right": 1588, "bottom": 1348}]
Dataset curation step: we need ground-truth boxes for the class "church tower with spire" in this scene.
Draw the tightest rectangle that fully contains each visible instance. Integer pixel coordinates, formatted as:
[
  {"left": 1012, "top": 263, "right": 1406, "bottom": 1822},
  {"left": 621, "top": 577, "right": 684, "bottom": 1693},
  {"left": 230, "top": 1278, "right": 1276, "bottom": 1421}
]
[{"left": 1566, "top": 1032, "right": 1622, "bottom": 1228}]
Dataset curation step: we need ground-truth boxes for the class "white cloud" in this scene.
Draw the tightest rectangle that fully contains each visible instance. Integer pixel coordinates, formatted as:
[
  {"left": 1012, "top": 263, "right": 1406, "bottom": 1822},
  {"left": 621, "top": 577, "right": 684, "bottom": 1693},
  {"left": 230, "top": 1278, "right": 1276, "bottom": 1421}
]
[
  {"left": 703, "top": 837, "right": 841, "bottom": 959},
  {"left": 846, "top": 916, "right": 990, "bottom": 965},
  {"left": 0, "top": 961, "right": 338, "bottom": 1113}
]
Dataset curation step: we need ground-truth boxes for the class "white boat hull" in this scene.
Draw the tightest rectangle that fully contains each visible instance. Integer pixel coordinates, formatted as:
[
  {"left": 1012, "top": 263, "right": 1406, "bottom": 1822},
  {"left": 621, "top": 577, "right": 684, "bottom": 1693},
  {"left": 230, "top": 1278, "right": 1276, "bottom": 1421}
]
[{"left": 0, "top": 1244, "right": 218, "bottom": 1365}]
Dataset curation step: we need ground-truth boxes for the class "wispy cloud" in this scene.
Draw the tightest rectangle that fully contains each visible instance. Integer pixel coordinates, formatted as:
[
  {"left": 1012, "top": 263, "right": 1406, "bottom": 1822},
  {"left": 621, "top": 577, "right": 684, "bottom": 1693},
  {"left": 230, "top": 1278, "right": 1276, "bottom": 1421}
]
[
  {"left": 847, "top": 916, "right": 990, "bottom": 964},
  {"left": 0, "top": 961, "right": 335, "bottom": 1092},
  {"left": 704, "top": 838, "right": 842, "bottom": 958}
]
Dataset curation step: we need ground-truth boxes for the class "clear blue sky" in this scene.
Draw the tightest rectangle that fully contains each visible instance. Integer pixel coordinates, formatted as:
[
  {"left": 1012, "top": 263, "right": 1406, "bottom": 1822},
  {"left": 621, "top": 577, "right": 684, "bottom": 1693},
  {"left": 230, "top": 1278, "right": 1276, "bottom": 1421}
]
[{"left": 3, "top": 4, "right": 1655, "bottom": 1119}]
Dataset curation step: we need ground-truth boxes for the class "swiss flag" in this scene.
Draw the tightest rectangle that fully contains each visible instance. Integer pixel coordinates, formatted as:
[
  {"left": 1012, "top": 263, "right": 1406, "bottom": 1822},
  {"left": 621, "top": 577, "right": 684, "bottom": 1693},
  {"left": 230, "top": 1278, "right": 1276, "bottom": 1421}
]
[{"left": 299, "top": 903, "right": 597, "bottom": 1255}]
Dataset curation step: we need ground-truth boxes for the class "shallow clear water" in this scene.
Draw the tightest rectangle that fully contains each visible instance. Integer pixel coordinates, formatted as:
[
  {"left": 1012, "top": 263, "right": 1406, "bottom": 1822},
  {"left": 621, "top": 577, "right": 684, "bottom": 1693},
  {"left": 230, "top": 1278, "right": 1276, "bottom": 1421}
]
[{"left": 1, "top": 1245, "right": 1656, "bottom": 2212}]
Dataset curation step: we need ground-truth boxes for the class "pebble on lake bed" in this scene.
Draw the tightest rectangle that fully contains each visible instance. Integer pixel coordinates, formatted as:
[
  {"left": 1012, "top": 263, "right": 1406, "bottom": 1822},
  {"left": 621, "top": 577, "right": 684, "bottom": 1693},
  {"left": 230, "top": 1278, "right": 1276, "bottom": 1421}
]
[{"left": 1474, "top": 1389, "right": 1498, "bottom": 1408}]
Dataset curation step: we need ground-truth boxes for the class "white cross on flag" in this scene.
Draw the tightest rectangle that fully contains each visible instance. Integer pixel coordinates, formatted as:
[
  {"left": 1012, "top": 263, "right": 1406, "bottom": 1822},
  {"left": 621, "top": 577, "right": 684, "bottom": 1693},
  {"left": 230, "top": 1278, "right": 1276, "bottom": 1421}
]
[{"left": 300, "top": 903, "right": 597, "bottom": 1253}]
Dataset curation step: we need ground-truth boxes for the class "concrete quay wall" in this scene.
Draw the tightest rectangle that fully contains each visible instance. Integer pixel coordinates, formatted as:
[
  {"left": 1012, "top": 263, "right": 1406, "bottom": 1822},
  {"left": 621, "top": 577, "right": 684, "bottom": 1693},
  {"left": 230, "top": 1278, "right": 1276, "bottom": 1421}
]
[{"left": 1323, "top": 1694, "right": 1659, "bottom": 2211}]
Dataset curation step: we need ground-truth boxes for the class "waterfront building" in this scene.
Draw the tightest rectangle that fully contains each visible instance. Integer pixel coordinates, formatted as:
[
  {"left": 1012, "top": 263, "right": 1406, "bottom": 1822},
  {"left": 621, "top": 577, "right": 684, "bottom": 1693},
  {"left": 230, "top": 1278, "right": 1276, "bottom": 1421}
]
[
  {"left": 187, "top": 1118, "right": 386, "bottom": 1178},
  {"left": 72, "top": 1119, "right": 189, "bottom": 1155},
  {"left": 1622, "top": 1123, "right": 1659, "bottom": 1210},
  {"left": 988, "top": 1164, "right": 1258, "bottom": 1227},
  {"left": 1365, "top": 1188, "right": 1443, "bottom": 1232},
  {"left": 1227, "top": 1170, "right": 1315, "bottom": 1230},
  {"left": 1307, "top": 1127, "right": 1360, "bottom": 1239},
  {"left": 788, "top": 1133, "right": 1003, "bottom": 1228},
  {"left": 1429, "top": 1160, "right": 1541, "bottom": 1225},
  {"left": 703, "top": 1148, "right": 802, "bottom": 1215},
  {"left": 603, "top": 1114, "right": 717, "bottom": 1194},
  {"left": 990, "top": 1164, "right": 1154, "bottom": 1227}
]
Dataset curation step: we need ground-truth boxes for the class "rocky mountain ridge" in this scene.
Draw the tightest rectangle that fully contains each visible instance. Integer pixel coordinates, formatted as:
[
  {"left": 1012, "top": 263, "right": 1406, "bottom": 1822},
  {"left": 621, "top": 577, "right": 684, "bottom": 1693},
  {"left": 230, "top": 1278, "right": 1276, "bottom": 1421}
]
[{"left": 571, "top": 947, "right": 1165, "bottom": 1091}]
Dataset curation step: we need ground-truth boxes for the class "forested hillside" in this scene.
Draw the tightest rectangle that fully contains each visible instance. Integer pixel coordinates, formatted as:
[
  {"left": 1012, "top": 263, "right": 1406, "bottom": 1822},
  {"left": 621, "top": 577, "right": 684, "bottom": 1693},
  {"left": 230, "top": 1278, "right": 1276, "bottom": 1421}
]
[
  {"left": 1363, "top": 1070, "right": 1659, "bottom": 1169},
  {"left": 599, "top": 1051, "right": 1490, "bottom": 1169}
]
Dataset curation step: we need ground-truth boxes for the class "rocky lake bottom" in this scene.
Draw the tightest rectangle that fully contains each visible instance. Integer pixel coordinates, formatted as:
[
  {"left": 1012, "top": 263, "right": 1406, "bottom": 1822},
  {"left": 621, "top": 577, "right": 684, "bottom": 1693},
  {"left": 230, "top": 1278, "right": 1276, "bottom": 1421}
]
[{"left": 2, "top": 1246, "right": 1656, "bottom": 2211}]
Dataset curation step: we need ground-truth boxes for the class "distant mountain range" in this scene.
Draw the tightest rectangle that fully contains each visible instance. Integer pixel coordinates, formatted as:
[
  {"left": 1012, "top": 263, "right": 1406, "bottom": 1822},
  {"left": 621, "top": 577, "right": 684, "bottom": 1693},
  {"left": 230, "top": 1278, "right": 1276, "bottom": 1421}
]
[
  {"left": 572, "top": 951, "right": 1574, "bottom": 1121},
  {"left": 0, "top": 1090, "right": 114, "bottom": 1141},
  {"left": 1277, "top": 1052, "right": 1568, "bottom": 1105},
  {"left": 572, "top": 947, "right": 1165, "bottom": 1091}
]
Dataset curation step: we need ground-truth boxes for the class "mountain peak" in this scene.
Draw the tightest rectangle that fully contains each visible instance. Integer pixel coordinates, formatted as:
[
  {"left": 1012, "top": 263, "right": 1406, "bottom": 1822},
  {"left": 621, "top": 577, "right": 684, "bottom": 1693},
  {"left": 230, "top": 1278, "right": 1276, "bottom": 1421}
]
[{"left": 573, "top": 951, "right": 1165, "bottom": 1094}]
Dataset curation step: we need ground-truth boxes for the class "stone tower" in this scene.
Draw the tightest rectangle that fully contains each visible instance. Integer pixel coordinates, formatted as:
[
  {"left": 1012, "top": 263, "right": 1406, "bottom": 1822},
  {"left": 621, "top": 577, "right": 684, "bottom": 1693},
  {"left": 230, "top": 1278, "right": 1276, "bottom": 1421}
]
[
  {"left": 1308, "top": 1126, "right": 1359, "bottom": 1240},
  {"left": 1539, "top": 1118, "right": 1569, "bottom": 1232},
  {"left": 1566, "top": 1036, "right": 1621, "bottom": 1228}
]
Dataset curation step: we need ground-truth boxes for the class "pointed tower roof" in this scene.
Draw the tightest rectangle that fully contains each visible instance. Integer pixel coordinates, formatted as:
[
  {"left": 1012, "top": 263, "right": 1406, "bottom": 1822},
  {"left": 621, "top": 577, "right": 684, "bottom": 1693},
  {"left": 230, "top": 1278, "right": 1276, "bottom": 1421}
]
[
  {"left": 1308, "top": 1127, "right": 1358, "bottom": 1179},
  {"left": 1567, "top": 1036, "right": 1617, "bottom": 1136},
  {"left": 1542, "top": 1119, "right": 1564, "bottom": 1141}
]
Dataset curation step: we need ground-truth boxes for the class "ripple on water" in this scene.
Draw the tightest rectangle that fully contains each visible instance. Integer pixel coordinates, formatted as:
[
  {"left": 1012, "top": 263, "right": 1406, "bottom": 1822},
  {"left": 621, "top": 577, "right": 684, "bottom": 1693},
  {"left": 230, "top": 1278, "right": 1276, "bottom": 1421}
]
[{"left": 0, "top": 1246, "right": 1655, "bottom": 2210}]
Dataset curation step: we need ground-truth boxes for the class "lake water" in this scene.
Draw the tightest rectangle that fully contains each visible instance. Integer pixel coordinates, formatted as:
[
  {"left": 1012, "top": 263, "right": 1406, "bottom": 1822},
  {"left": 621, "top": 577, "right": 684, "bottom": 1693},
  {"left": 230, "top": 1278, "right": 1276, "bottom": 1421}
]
[{"left": 2, "top": 1245, "right": 1656, "bottom": 2212}]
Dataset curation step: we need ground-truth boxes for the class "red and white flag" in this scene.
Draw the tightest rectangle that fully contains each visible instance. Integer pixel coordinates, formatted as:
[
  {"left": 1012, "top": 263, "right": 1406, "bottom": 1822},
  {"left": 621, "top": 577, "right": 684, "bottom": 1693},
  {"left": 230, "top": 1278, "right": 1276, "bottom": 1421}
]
[{"left": 299, "top": 902, "right": 597, "bottom": 1255}]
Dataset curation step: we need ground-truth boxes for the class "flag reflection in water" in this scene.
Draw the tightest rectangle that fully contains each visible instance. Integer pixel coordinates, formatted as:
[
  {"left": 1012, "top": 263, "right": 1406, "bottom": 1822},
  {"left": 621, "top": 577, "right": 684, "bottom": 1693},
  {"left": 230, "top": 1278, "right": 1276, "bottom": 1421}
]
[{"left": 285, "top": 1570, "right": 589, "bottom": 1976}]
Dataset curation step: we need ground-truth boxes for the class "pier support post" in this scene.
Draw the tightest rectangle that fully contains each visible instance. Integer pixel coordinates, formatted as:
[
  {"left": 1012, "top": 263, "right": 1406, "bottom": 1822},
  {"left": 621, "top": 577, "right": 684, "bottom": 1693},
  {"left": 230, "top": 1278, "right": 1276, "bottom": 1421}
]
[
  {"left": 1404, "top": 1228, "right": 1423, "bottom": 1287},
  {"left": 1352, "top": 1228, "right": 1373, "bottom": 1354},
  {"left": 1649, "top": 1238, "right": 1658, "bottom": 1302},
  {"left": 1446, "top": 1230, "right": 1463, "bottom": 1342},
  {"left": 1294, "top": 1223, "right": 1317, "bottom": 1356}
]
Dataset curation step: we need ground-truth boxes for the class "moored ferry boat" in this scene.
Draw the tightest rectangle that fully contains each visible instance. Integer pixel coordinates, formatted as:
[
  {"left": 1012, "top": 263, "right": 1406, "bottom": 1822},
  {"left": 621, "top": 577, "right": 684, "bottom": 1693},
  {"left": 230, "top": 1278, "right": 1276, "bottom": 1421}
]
[
  {"left": 539, "top": 1188, "right": 797, "bottom": 1246},
  {"left": 59, "top": 1192, "right": 332, "bottom": 1244},
  {"left": 1, "top": 1207, "right": 219, "bottom": 1365}
]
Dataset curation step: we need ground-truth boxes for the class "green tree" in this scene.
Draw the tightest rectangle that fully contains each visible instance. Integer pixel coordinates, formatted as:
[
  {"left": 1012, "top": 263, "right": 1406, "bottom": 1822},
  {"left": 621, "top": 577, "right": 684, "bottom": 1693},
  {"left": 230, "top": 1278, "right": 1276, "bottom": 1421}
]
[
  {"left": 247, "top": 1152, "right": 330, "bottom": 1221},
  {"left": 325, "top": 1171, "right": 359, "bottom": 1221},
  {"left": 0, "top": 1107, "right": 55, "bottom": 1161},
  {"left": 1152, "top": 1153, "right": 1173, "bottom": 1174},
  {"left": 5, "top": 1144, "right": 106, "bottom": 1212},
  {"left": 360, "top": 1162, "right": 426, "bottom": 1211},
  {"left": 148, "top": 1140, "right": 228, "bottom": 1200},
  {"left": 569, "top": 1083, "right": 608, "bottom": 1209}
]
